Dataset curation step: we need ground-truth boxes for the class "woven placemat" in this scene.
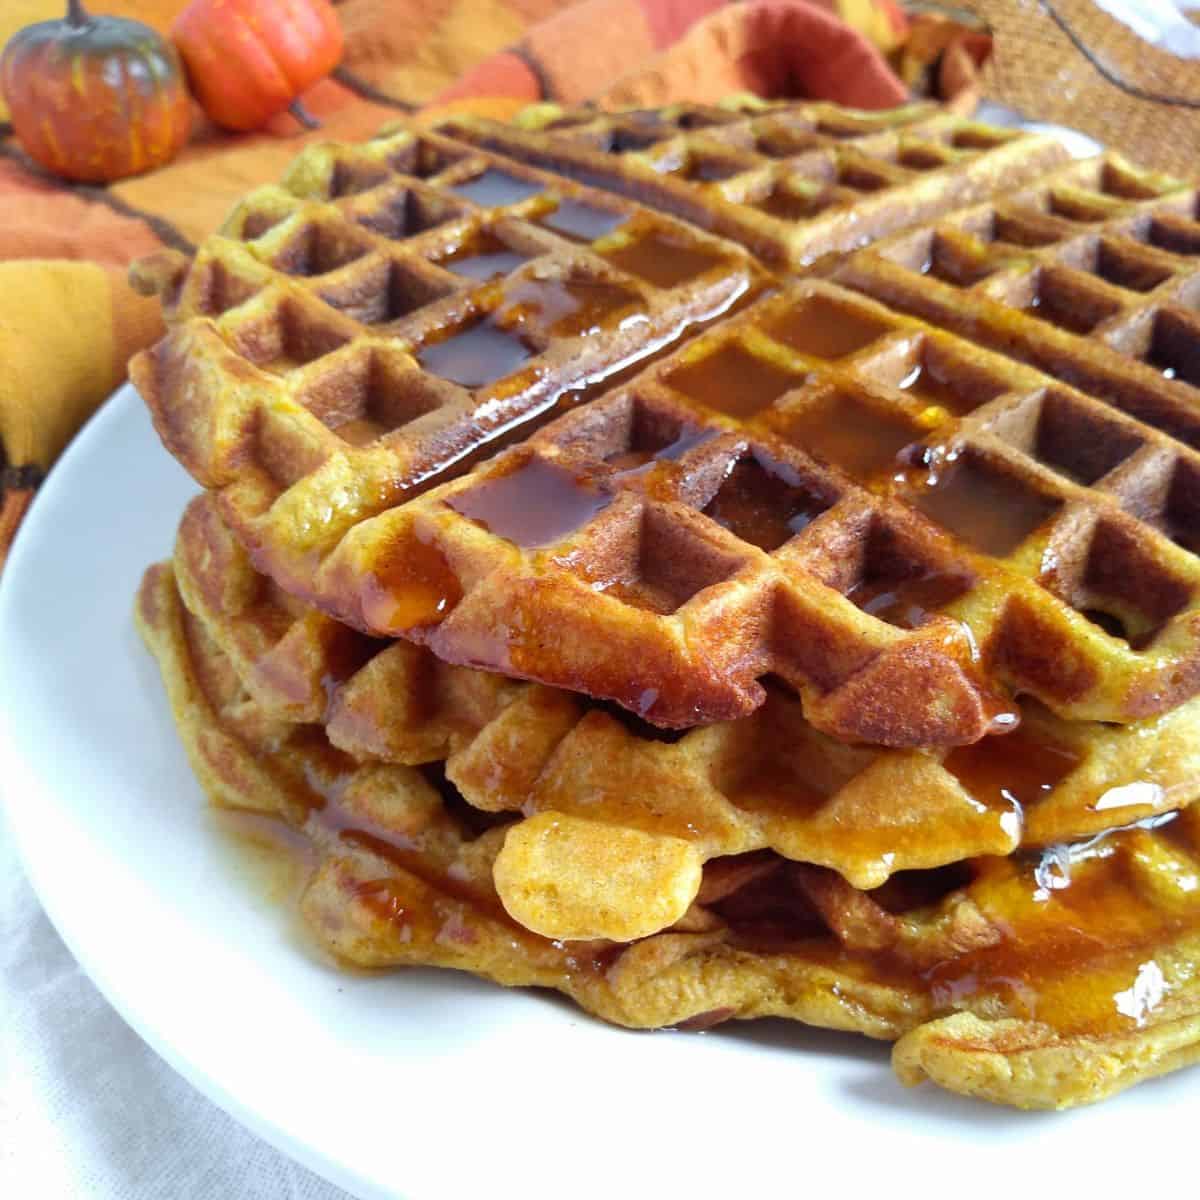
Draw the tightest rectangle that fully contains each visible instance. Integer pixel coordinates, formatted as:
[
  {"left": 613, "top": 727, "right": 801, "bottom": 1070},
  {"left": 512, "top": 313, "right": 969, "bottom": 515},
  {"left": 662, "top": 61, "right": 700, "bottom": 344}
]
[{"left": 956, "top": 0, "right": 1200, "bottom": 175}]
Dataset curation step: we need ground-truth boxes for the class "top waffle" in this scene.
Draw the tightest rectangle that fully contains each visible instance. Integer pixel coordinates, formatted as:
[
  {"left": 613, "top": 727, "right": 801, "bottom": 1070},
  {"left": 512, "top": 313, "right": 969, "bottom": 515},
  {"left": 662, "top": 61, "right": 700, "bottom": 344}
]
[
  {"left": 135, "top": 263, "right": 1200, "bottom": 739},
  {"left": 434, "top": 99, "right": 1071, "bottom": 269},
  {"left": 132, "top": 106, "right": 1200, "bottom": 741}
]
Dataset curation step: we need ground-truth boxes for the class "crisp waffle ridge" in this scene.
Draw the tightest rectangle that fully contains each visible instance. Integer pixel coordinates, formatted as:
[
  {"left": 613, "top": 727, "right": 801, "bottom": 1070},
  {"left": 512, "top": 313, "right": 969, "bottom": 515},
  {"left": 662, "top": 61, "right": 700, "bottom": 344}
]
[
  {"left": 130, "top": 121, "right": 765, "bottom": 596},
  {"left": 837, "top": 151, "right": 1200, "bottom": 451},
  {"left": 172, "top": 491, "right": 1200, "bottom": 942},
  {"left": 197, "top": 278, "right": 1200, "bottom": 736},
  {"left": 135, "top": 558, "right": 1200, "bottom": 1111},
  {"left": 435, "top": 99, "right": 1071, "bottom": 268}
]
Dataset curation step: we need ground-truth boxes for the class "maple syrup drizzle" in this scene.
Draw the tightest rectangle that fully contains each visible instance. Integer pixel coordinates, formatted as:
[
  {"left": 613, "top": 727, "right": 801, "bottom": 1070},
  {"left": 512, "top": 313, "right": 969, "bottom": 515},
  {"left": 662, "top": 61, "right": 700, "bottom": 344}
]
[
  {"left": 702, "top": 449, "right": 830, "bottom": 551},
  {"left": 447, "top": 457, "right": 612, "bottom": 548},
  {"left": 360, "top": 536, "right": 463, "bottom": 632},
  {"left": 846, "top": 567, "right": 971, "bottom": 629},
  {"left": 601, "top": 231, "right": 727, "bottom": 288},
  {"left": 663, "top": 343, "right": 803, "bottom": 420},
  {"left": 754, "top": 185, "right": 839, "bottom": 221},
  {"left": 210, "top": 808, "right": 322, "bottom": 930},
  {"left": 450, "top": 169, "right": 543, "bottom": 207},
  {"left": 607, "top": 424, "right": 719, "bottom": 474},
  {"left": 500, "top": 276, "right": 643, "bottom": 338},
  {"left": 906, "top": 456, "right": 1060, "bottom": 558},
  {"left": 765, "top": 296, "right": 893, "bottom": 359},
  {"left": 777, "top": 393, "right": 919, "bottom": 480},
  {"left": 944, "top": 725, "right": 1081, "bottom": 809},
  {"left": 896, "top": 361, "right": 981, "bottom": 415},
  {"left": 919, "top": 816, "right": 1200, "bottom": 1036},
  {"left": 416, "top": 319, "right": 532, "bottom": 388},
  {"left": 538, "top": 198, "right": 625, "bottom": 243},
  {"left": 437, "top": 232, "right": 530, "bottom": 281},
  {"left": 304, "top": 792, "right": 576, "bottom": 958},
  {"left": 211, "top": 724, "right": 552, "bottom": 950},
  {"left": 377, "top": 275, "right": 758, "bottom": 502}
]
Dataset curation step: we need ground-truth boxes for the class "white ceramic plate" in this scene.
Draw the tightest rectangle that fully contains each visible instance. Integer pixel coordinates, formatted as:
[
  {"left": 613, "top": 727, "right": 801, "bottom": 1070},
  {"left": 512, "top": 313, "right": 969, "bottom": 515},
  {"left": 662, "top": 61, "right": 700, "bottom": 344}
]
[{"left": 2, "top": 384, "right": 1195, "bottom": 1200}]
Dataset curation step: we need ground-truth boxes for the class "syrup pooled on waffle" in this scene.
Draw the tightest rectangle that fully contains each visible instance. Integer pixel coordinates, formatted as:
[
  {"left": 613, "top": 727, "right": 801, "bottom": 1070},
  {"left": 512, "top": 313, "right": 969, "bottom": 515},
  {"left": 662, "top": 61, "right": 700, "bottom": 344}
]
[
  {"left": 129, "top": 122, "right": 766, "bottom": 604},
  {"left": 170, "top": 492, "right": 1200, "bottom": 944},
  {"left": 434, "top": 100, "right": 1071, "bottom": 268},
  {"left": 156, "top": 277, "right": 1200, "bottom": 744},
  {"left": 136, "top": 558, "right": 1200, "bottom": 1111},
  {"left": 131, "top": 148, "right": 1022, "bottom": 743}
]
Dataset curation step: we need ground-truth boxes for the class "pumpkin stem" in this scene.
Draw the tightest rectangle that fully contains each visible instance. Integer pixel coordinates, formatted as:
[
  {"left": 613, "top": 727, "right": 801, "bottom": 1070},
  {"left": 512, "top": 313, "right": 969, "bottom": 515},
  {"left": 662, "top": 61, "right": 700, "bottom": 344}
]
[
  {"left": 288, "top": 100, "right": 321, "bottom": 131},
  {"left": 66, "top": 0, "right": 88, "bottom": 26}
]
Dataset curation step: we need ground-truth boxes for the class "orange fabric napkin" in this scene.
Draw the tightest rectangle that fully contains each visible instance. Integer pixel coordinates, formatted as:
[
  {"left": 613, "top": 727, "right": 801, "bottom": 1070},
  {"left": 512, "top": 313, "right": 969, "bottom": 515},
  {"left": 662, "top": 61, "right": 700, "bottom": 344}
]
[{"left": 0, "top": 0, "right": 977, "bottom": 571}]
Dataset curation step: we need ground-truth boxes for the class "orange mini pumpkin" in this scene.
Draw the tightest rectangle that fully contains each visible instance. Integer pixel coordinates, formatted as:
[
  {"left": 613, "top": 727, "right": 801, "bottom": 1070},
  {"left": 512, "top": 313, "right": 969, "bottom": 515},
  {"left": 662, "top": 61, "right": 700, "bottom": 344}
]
[
  {"left": 172, "top": 0, "right": 344, "bottom": 133},
  {"left": 0, "top": 0, "right": 192, "bottom": 184}
]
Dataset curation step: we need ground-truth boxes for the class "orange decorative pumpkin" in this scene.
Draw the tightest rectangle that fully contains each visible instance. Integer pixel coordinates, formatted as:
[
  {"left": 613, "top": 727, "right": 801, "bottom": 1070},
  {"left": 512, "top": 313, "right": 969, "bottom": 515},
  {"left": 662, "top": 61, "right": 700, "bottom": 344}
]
[
  {"left": 172, "top": 0, "right": 343, "bottom": 133},
  {"left": 0, "top": 1, "right": 192, "bottom": 184}
]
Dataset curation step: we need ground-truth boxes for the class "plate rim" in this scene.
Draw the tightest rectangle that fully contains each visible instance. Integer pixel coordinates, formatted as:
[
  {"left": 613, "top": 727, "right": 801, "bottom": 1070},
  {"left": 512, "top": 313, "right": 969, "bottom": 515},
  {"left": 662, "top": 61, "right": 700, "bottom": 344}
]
[{"left": 0, "top": 385, "right": 401, "bottom": 1200}]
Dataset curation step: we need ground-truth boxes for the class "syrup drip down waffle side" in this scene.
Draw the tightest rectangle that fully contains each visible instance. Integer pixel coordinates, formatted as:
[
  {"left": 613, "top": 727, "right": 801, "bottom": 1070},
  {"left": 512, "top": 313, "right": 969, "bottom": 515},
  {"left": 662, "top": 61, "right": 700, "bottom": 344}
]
[
  {"left": 136, "top": 248, "right": 1010, "bottom": 743},
  {"left": 171, "top": 493, "right": 1200, "bottom": 943},
  {"left": 129, "top": 123, "right": 765, "bottom": 617},
  {"left": 197, "top": 279, "right": 1200, "bottom": 742},
  {"left": 434, "top": 101, "right": 1071, "bottom": 269},
  {"left": 135, "top": 559, "right": 1200, "bottom": 1111}
]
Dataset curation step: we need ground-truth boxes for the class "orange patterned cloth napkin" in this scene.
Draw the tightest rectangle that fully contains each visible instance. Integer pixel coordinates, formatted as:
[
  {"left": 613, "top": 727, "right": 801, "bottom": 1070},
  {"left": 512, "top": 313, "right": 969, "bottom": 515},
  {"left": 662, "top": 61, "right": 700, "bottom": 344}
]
[{"left": 0, "top": 0, "right": 983, "bottom": 570}]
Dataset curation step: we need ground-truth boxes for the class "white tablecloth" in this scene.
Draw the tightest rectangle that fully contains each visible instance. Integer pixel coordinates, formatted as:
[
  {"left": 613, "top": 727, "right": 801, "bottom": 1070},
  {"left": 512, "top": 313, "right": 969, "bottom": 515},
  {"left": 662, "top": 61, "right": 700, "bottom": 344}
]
[{"left": 1, "top": 811, "right": 353, "bottom": 1200}]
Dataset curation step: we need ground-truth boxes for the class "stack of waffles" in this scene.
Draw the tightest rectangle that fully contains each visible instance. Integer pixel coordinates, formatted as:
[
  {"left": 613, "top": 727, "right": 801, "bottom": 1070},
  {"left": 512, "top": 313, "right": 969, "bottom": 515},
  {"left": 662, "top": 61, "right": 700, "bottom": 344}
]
[{"left": 130, "top": 104, "right": 1200, "bottom": 1111}]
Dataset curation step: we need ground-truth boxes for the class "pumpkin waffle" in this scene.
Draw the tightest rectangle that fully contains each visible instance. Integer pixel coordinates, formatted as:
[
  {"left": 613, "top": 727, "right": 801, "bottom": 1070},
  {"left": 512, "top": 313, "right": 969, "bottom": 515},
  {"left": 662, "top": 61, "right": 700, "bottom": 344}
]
[
  {"left": 836, "top": 152, "right": 1200, "bottom": 450},
  {"left": 434, "top": 100, "right": 1071, "bottom": 270},
  {"left": 128, "top": 122, "right": 764, "bottom": 596},
  {"left": 135, "top": 558, "right": 1200, "bottom": 1111},
  {"left": 171, "top": 492, "right": 1200, "bottom": 943},
  {"left": 151, "top": 278, "right": 1200, "bottom": 744}
]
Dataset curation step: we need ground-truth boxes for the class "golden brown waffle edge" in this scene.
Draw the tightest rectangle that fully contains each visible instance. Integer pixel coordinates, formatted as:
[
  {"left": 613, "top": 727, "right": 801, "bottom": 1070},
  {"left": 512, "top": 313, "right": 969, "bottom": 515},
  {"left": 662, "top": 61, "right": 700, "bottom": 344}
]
[
  {"left": 135, "top": 555, "right": 1200, "bottom": 1111},
  {"left": 155, "top": 276, "right": 1200, "bottom": 737},
  {"left": 171, "top": 491, "right": 1200, "bottom": 944},
  {"left": 435, "top": 100, "right": 1070, "bottom": 269}
]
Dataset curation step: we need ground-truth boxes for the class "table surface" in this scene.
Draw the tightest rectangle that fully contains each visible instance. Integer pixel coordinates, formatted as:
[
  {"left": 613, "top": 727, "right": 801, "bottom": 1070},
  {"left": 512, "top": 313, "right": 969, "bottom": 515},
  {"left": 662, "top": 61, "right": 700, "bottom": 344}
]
[{"left": 1, "top": 810, "right": 354, "bottom": 1200}]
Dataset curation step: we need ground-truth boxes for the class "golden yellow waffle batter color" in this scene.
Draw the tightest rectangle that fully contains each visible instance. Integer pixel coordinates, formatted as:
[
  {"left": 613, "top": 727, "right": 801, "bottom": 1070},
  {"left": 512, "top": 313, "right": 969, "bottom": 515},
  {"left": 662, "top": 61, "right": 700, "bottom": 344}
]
[
  {"left": 137, "top": 558, "right": 1200, "bottom": 1111},
  {"left": 172, "top": 493, "right": 1200, "bottom": 942}
]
